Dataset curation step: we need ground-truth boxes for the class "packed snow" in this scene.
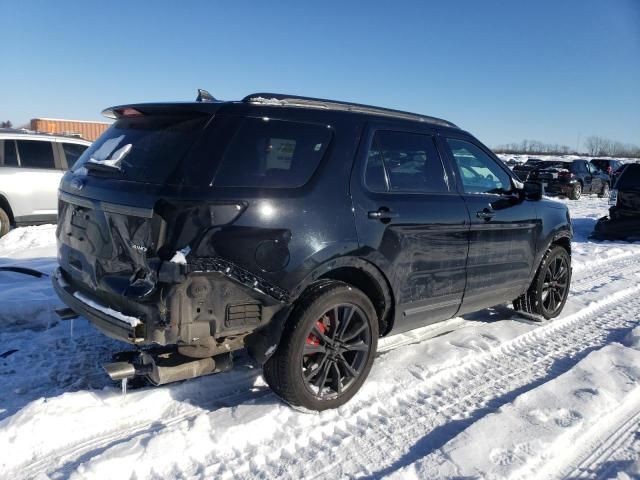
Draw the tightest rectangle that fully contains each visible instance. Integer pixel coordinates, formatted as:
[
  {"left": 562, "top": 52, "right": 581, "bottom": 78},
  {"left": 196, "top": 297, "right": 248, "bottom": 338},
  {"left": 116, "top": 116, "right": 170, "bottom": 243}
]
[{"left": 2, "top": 196, "right": 640, "bottom": 479}]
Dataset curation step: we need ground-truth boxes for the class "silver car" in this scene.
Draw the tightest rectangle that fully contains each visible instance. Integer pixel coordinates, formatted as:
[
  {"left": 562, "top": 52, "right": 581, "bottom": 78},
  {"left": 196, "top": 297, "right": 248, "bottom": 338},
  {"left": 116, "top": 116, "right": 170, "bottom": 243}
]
[{"left": 0, "top": 129, "right": 91, "bottom": 237}]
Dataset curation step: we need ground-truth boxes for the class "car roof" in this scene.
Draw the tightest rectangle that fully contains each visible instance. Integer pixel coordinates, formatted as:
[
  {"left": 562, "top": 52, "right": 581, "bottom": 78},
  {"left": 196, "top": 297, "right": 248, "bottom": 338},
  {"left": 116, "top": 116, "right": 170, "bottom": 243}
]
[
  {"left": 0, "top": 128, "right": 92, "bottom": 144},
  {"left": 103, "top": 91, "right": 460, "bottom": 130}
]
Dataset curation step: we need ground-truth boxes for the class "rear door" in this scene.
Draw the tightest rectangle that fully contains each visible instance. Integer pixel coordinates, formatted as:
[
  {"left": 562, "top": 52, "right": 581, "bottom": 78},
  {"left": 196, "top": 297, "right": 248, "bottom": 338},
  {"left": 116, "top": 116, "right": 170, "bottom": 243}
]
[
  {"left": 350, "top": 124, "right": 470, "bottom": 334},
  {"left": 13, "top": 139, "right": 62, "bottom": 223},
  {"left": 438, "top": 135, "right": 539, "bottom": 314}
]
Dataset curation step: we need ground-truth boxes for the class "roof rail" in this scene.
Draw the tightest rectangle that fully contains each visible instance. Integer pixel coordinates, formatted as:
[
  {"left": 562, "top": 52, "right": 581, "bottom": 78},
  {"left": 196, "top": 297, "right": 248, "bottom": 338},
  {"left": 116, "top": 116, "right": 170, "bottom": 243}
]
[{"left": 241, "top": 93, "right": 458, "bottom": 128}]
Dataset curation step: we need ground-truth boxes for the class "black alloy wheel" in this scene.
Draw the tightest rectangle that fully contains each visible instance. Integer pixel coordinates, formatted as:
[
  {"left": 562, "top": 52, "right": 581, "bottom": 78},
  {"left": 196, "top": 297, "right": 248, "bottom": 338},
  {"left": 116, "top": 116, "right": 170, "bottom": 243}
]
[
  {"left": 301, "top": 304, "right": 372, "bottom": 399},
  {"left": 513, "top": 245, "right": 571, "bottom": 320},
  {"left": 540, "top": 254, "right": 570, "bottom": 317},
  {"left": 263, "top": 280, "right": 378, "bottom": 410}
]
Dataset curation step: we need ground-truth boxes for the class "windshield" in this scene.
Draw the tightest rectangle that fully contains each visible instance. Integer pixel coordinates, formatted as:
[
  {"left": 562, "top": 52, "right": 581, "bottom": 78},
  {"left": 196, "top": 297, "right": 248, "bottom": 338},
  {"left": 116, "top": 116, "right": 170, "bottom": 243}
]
[{"left": 73, "top": 114, "right": 210, "bottom": 184}]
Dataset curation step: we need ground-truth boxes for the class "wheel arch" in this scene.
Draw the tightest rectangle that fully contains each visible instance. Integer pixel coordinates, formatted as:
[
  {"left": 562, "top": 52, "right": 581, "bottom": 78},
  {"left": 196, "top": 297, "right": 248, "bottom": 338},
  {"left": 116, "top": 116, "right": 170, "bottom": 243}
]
[
  {"left": 0, "top": 194, "right": 15, "bottom": 225},
  {"left": 245, "top": 256, "right": 396, "bottom": 364}
]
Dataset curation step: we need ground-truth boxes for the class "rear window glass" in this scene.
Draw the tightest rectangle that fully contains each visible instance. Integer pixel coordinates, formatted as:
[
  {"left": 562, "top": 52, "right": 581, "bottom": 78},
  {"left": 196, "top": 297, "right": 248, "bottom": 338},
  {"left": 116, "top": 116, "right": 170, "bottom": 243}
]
[
  {"left": 213, "top": 117, "right": 331, "bottom": 188},
  {"left": 73, "top": 115, "right": 209, "bottom": 184},
  {"left": 536, "top": 162, "right": 572, "bottom": 171},
  {"left": 17, "top": 140, "right": 56, "bottom": 169}
]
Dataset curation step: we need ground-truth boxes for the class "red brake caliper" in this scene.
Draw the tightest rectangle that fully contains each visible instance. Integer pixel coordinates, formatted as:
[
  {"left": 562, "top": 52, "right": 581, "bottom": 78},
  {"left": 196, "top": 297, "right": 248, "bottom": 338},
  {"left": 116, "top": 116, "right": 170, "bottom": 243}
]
[{"left": 306, "top": 320, "right": 326, "bottom": 347}]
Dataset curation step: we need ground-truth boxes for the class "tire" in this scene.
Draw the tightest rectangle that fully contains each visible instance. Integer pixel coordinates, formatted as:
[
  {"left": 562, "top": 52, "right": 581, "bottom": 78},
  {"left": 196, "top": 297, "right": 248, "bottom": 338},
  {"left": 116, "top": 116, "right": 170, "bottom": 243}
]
[
  {"left": 599, "top": 182, "right": 610, "bottom": 198},
  {"left": 513, "top": 245, "right": 571, "bottom": 320},
  {"left": 569, "top": 183, "right": 582, "bottom": 200},
  {"left": 263, "top": 280, "right": 379, "bottom": 411},
  {"left": 0, "top": 208, "right": 10, "bottom": 238}
]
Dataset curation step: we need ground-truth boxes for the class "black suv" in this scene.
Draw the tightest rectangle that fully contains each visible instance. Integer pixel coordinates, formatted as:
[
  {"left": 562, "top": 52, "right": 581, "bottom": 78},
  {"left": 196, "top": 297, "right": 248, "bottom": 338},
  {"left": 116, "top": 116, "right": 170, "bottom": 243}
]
[
  {"left": 53, "top": 92, "right": 572, "bottom": 410},
  {"left": 594, "top": 164, "right": 640, "bottom": 240},
  {"left": 512, "top": 158, "right": 545, "bottom": 181},
  {"left": 591, "top": 158, "right": 623, "bottom": 176},
  {"left": 528, "top": 159, "right": 610, "bottom": 200}
]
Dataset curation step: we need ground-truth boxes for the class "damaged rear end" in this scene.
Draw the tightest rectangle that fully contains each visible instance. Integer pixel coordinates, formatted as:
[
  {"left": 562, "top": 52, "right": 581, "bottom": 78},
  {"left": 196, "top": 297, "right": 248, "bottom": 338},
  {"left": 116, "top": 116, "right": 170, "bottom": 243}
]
[{"left": 52, "top": 102, "right": 304, "bottom": 384}]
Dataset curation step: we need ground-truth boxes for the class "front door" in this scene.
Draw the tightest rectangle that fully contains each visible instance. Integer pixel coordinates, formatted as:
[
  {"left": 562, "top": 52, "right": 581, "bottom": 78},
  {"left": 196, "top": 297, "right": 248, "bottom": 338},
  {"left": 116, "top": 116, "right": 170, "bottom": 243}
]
[
  {"left": 350, "top": 125, "right": 470, "bottom": 334},
  {"left": 438, "top": 135, "right": 540, "bottom": 315}
]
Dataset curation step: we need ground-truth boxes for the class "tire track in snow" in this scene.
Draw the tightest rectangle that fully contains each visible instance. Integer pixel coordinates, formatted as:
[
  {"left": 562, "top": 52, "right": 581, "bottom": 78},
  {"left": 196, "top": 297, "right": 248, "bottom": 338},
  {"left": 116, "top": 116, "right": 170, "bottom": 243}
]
[
  {"left": 57, "top": 283, "right": 640, "bottom": 479},
  {"left": 554, "top": 391, "right": 640, "bottom": 479},
  {"left": 201, "top": 287, "right": 640, "bottom": 479},
  {"left": 12, "top": 252, "right": 640, "bottom": 479}
]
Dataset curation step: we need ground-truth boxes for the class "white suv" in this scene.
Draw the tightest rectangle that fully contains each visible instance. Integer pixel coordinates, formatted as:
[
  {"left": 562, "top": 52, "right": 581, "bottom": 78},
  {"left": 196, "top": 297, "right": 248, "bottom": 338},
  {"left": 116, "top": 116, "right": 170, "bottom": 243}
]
[{"left": 0, "top": 129, "right": 91, "bottom": 237}]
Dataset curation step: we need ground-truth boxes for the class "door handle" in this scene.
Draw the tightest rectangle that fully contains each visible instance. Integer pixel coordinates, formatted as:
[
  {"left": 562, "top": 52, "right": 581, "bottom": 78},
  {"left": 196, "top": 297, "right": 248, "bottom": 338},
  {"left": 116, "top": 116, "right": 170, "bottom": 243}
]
[
  {"left": 368, "top": 208, "right": 398, "bottom": 221},
  {"left": 476, "top": 208, "right": 495, "bottom": 220}
]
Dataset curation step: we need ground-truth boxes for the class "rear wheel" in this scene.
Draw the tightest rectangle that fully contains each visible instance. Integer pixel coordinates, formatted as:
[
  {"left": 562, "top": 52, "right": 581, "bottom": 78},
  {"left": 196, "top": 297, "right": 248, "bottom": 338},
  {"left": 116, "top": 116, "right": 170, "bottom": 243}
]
[
  {"left": 513, "top": 245, "right": 571, "bottom": 319},
  {"left": 570, "top": 183, "right": 582, "bottom": 200},
  {"left": 599, "top": 182, "right": 610, "bottom": 198},
  {"left": 263, "top": 281, "right": 378, "bottom": 410},
  {"left": 0, "top": 208, "right": 10, "bottom": 238}
]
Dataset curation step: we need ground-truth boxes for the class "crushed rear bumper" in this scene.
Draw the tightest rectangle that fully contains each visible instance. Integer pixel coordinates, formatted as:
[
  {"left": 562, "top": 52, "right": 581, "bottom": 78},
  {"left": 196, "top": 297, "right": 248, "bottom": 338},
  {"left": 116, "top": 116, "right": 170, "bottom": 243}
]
[{"left": 52, "top": 268, "right": 146, "bottom": 344}]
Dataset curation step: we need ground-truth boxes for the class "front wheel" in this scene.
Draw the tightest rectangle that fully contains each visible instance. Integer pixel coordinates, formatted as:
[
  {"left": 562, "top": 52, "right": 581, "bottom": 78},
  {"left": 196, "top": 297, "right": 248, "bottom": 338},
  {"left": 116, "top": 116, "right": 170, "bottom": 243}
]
[
  {"left": 599, "top": 182, "right": 610, "bottom": 198},
  {"left": 263, "top": 281, "right": 378, "bottom": 411},
  {"left": 513, "top": 245, "right": 571, "bottom": 319},
  {"left": 0, "top": 208, "right": 10, "bottom": 238}
]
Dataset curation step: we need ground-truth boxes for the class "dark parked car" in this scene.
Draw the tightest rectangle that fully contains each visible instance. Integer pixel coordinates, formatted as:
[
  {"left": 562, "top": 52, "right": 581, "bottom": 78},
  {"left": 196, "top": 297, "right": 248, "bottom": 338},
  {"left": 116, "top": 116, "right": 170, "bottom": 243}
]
[
  {"left": 591, "top": 158, "right": 623, "bottom": 176},
  {"left": 52, "top": 92, "right": 572, "bottom": 410},
  {"left": 512, "top": 158, "right": 544, "bottom": 181},
  {"left": 528, "top": 159, "right": 610, "bottom": 200},
  {"left": 594, "top": 164, "right": 640, "bottom": 240},
  {"left": 611, "top": 163, "right": 631, "bottom": 187}
]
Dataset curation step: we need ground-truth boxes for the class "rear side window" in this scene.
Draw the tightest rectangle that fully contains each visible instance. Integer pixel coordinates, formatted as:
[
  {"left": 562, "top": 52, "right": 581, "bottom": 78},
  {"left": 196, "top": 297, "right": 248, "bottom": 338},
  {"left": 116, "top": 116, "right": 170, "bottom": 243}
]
[
  {"left": 365, "top": 130, "right": 449, "bottom": 193},
  {"left": 213, "top": 118, "right": 331, "bottom": 188},
  {"left": 2, "top": 140, "right": 18, "bottom": 167},
  {"left": 61, "top": 143, "right": 88, "bottom": 169},
  {"left": 445, "top": 138, "right": 511, "bottom": 194},
  {"left": 16, "top": 140, "right": 55, "bottom": 169}
]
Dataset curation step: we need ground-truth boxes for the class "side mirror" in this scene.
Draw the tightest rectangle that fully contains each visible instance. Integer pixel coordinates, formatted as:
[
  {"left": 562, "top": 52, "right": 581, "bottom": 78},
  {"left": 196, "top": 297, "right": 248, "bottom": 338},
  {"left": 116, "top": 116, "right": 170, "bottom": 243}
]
[{"left": 523, "top": 181, "right": 543, "bottom": 200}]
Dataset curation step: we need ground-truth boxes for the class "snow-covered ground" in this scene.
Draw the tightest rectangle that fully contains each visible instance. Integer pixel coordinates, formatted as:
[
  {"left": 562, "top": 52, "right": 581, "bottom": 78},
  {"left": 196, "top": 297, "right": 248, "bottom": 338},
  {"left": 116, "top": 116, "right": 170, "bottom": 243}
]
[{"left": 1, "top": 196, "right": 640, "bottom": 479}]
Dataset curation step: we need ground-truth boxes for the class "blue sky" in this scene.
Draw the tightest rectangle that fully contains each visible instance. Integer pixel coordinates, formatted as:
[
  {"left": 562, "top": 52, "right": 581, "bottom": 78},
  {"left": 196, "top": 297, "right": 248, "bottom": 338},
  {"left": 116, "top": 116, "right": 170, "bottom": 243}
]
[{"left": 2, "top": 0, "right": 639, "bottom": 149}]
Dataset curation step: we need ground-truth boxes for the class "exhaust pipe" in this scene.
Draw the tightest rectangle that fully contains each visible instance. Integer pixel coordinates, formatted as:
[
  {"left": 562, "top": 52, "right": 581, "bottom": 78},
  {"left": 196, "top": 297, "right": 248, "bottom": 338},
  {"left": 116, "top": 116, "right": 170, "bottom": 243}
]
[
  {"left": 104, "top": 361, "right": 137, "bottom": 381},
  {"left": 103, "top": 351, "right": 233, "bottom": 385}
]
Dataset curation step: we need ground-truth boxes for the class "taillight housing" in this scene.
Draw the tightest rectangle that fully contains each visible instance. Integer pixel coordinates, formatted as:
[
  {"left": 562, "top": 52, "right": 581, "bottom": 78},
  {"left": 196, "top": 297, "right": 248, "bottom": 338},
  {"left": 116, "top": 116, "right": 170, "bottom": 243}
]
[
  {"left": 558, "top": 171, "right": 574, "bottom": 179},
  {"left": 609, "top": 189, "right": 618, "bottom": 206}
]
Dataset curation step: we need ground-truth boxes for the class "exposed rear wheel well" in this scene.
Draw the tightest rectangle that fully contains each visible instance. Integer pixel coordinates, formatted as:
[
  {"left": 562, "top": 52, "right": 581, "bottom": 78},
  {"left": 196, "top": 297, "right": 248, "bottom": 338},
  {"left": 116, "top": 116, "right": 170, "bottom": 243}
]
[
  {"left": 0, "top": 195, "right": 14, "bottom": 224},
  {"left": 319, "top": 266, "right": 393, "bottom": 335},
  {"left": 552, "top": 236, "right": 571, "bottom": 257}
]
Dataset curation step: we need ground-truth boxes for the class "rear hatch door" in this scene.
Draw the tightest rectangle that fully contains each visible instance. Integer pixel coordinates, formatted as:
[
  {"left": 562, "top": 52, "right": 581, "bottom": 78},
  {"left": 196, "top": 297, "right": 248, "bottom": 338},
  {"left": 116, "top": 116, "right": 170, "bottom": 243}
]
[{"left": 57, "top": 106, "right": 222, "bottom": 299}]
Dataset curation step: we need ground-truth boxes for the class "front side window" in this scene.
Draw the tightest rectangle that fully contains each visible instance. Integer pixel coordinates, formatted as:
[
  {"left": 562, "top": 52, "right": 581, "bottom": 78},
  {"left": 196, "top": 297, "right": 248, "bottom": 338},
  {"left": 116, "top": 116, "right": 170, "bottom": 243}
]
[
  {"left": 16, "top": 140, "right": 55, "bottom": 169},
  {"left": 2, "top": 140, "right": 18, "bottom": 167},
  {"left": 445, "top": 138, "right": 511, "bottom": 194},
  {"left": 213, "top": 117, "right": 332, "bottom": 188},
  {"left": 61, "top": 143, "right": 88, "bottom": 169},
  {"left": 365, "top": 130, "right": 449, "bottom": 193}
]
